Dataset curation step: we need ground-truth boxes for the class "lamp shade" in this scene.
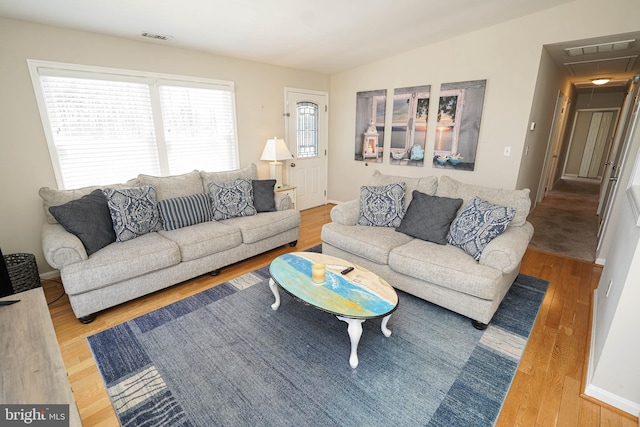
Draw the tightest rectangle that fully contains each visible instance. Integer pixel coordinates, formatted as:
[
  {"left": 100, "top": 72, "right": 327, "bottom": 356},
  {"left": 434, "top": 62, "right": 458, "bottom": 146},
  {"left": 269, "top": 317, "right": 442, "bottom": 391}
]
[{"left": 261, "top": 138, "right": 292, "bottom": 161}]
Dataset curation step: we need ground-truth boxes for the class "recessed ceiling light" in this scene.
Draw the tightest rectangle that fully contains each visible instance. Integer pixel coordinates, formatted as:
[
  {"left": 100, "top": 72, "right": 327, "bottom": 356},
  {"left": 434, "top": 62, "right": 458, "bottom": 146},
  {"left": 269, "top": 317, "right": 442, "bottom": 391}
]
[
  {"left": 592, "top": 78, "right": 611, "bottom": 85},
  {"left": 141, "top": 32, "right": 172, "bottom": 41}
]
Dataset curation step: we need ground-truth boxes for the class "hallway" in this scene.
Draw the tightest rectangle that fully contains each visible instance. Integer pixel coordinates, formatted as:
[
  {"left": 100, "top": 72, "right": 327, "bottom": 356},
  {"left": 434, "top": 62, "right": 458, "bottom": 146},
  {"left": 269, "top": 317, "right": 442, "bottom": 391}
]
[{"left": 526, "top": 178, "right": 601, "bottom": 262}]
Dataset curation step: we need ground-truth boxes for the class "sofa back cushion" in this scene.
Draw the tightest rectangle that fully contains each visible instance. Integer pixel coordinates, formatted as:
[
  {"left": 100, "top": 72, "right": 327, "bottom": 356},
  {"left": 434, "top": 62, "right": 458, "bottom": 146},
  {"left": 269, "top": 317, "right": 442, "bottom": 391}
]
[
  {"left": 138, "top": 170, "right": 204, "bottom": 201},
  {"left": 40, "top": 178, "right": 140, "bottom": 224},
  {"left": 200, "top": 164, "right": 258, "bottom": 190},
  {"left": 368, "top": 170, "right": 438, "bottom": 210},
  {"left": 436, "top": 176, "right": 531, "bottom": 226}
]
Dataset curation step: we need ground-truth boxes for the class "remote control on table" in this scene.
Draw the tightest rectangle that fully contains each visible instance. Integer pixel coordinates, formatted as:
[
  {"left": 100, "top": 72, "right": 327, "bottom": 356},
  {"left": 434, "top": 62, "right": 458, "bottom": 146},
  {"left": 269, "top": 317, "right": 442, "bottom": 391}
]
[{"left": 341, "top": 266, "right": 354, "bottom": 275}]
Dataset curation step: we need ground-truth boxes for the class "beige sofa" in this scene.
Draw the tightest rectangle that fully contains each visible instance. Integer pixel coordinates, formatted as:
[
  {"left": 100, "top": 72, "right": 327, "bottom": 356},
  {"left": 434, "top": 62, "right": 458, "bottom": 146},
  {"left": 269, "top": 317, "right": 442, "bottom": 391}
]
[
  {"left": 40, "top": 164, "right": 300, "bottom": 323},
  {"left": 321, "top": 171, "right": 533, "bottom": 328}
]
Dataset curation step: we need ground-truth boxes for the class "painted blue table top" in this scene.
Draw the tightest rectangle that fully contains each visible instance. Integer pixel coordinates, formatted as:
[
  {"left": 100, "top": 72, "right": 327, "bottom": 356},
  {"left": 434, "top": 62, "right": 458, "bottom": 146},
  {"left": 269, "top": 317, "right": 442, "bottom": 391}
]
[{"left": 269, "top": 252, "right": 398, "bottom": 318}]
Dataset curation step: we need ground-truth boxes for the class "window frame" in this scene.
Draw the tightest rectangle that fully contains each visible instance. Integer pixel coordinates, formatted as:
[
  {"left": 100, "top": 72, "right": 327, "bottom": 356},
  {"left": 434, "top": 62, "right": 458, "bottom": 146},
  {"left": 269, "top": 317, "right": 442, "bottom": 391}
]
[{"left": 27, "top": 59, "right": 239, "bottom": 189}]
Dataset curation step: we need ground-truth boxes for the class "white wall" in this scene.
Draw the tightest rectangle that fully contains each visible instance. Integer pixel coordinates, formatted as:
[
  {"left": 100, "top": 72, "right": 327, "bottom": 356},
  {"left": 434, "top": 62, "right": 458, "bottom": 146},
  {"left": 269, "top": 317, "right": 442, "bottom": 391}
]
[
  {"left": 327, "top": 0, "right": 640, "bottom": 204},
  {"left": 586, "top": 104, "right": 640, "bottom": 412},
  {"left": 0, "top": 17, "right": 329, "bottom": 275}
]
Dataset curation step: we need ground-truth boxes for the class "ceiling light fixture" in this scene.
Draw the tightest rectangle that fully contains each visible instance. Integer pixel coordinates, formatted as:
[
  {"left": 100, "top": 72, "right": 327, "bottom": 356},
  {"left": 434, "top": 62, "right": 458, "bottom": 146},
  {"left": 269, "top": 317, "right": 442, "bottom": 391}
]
[{"left": 592, "top": 78, "right": 611, "bottom": 85}]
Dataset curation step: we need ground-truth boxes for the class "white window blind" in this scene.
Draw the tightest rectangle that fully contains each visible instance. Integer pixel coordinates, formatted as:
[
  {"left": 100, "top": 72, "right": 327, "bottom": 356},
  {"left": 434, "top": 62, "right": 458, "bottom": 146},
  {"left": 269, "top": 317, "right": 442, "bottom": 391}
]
[
  {"left": 40, "top": 76, "right": 160, "bottom": 189},
  {"left": 159, "top": 84, "right": 237, "bottom": 174},
  {"left": 29, "top": 60, "right": 239, "bottom": 189}
]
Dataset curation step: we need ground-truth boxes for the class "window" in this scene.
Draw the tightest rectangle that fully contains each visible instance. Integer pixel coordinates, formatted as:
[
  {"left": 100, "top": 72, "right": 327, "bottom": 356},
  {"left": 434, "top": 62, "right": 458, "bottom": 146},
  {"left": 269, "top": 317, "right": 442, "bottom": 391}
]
[
  {"left": 296, "top": 102, "right": 318, "bottom": 158},
  {"left": 29, "top": 60, "right": 238, "bottom": 189}
]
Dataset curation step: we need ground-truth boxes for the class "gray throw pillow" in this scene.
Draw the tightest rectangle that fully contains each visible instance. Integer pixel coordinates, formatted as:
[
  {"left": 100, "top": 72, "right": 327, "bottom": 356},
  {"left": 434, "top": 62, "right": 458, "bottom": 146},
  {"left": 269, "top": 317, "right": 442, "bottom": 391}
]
[
  {"left": 252, "top": 180, "right": 276, "bottom": 212},
  {"left": 48, "top": 189, "right": 116, "bottom": 255},
  {"left": 103, "top": 185, "right": 162, "bottom": 242},
  {"left": 396, "top": 191, "right": 463, "bottom": 244}
]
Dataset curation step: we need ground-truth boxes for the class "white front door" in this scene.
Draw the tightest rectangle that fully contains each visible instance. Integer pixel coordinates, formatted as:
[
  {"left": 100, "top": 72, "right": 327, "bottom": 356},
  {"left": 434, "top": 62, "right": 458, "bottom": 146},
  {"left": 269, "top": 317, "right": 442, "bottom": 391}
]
[{"left": 284, "top": 88, "right": 328, "bottom": 211}]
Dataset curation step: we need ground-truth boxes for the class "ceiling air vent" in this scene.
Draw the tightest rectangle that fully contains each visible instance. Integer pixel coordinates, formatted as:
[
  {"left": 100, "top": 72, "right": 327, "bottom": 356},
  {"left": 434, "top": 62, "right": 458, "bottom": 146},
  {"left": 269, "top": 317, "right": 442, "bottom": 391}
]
[
  {"left": 565, "top": 39, "right": 636, "bottom": 57},
  {"left": 140, "top": 32, "right": 172, "bottom": 41}
]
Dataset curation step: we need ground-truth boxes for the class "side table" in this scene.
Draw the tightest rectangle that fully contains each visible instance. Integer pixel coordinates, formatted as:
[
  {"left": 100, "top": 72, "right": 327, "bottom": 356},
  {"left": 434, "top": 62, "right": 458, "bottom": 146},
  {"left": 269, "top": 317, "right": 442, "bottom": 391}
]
[
  {"left": 275, "top": 185, "right": 297, "bottom": 210},
  {"left": 0, "top": 288, "right": 81, "bottom": 426}
]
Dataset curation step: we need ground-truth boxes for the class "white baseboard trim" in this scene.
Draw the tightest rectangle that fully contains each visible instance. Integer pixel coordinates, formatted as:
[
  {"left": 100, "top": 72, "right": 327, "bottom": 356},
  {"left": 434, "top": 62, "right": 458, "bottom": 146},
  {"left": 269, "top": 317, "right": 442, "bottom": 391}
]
[
  {"left": 39, "top": 270, "right": 60, "bottom": 280},
  {"left": 585, "top": 291, "right": 640, "bottom": 418},
  {"left": 584, "top": 383, "right": 640, "bottom": 417}
]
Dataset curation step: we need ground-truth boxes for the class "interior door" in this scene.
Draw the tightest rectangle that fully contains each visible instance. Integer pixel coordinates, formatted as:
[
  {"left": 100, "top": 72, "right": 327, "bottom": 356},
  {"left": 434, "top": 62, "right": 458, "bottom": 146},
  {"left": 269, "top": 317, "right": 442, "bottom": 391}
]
[
  {"left": 284, "top": 88, "right": 328, "bottom": 211},
  {"left": 598, "top": 84, "right": 640, "bottom": 245},
  {"left": 578, "top": 111, "right": 615, "bottom": 178},
  {"left": 598, "top": 90, "right": 635, "bottom": 215}
]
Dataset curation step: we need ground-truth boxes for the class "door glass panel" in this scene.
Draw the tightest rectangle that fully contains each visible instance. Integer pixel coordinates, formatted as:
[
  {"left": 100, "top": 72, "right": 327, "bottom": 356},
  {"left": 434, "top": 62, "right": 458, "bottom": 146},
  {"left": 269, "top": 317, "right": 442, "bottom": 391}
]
[{"left": 296, "top": 102, "right": 318, "bottom": 158}]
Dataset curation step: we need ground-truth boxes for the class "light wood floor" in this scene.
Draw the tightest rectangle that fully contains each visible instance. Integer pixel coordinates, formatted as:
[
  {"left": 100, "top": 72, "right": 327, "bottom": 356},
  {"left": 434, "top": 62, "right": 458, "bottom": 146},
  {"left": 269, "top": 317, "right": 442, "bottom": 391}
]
[{"left": 41, "top": 204, "right": 637, "bottom": 426}]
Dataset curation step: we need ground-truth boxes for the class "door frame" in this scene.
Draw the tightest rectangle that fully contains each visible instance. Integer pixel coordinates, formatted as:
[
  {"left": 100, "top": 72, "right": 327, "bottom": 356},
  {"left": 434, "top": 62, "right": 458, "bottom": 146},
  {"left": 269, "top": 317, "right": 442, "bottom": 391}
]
[
  {"left": 537, "top": 91, "right": 569, "bottom": 203},
  {"left": 283, "top": 87, "right": 329, "bottom": 210}
]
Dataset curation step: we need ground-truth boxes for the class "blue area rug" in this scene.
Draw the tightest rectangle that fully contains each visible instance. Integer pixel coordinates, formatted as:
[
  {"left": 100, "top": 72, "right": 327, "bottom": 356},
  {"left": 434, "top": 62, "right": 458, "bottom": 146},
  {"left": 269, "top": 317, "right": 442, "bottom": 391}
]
[{"left": 88, "top": 264, "right": 548, "bottom": 427}]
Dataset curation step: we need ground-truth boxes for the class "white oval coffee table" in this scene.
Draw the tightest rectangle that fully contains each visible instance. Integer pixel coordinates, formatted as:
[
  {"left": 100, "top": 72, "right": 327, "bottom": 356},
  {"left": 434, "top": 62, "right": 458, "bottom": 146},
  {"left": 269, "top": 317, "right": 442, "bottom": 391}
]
[{"left": 268, "top": 252, "right": 398, "bottom": 368}]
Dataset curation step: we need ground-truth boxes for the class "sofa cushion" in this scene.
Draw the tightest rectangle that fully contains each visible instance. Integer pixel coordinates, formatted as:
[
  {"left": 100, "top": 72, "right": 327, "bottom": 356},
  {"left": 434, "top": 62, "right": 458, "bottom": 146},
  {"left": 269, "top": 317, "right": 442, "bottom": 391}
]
[
  {"left": 138, "top": 170, "right": 204, "bottom": 201},
  {"left": 39, "top": 178, "right": 140, "bottom": 224},
  {"left": 321, "top": 222, "right": 414, "bottom": 264},
  {"left": 396, "top": 191, "right": 463, "bottom": 245},
  {"left": 208, "top": 179, "right": 257, "bottom": 220},
  {"left": 158, "top": 193, "right": 213, "bottom": 231},
  {"left": 48, "top": 189, "right": 116, "bottom": 256},
  {"left": 200, "top": 164, "right": 258, "bottom": 190},
  {"left": 252, "top": 179, "right": 277, "bottom": 212},
  {"left": 103, "top": 185, "right": 163, "bottom": 242},
  {"left": 368, "top": 170, "right": 438, "bottom": 209},
  {"left": 61, "top": 232, "right": 180, "bottom": 295},
  {"left": 436, "top": 176, "right": 530, "bottom": 227},
  {"left": 159, "top": 221, "right": 242, "bottom": 262},
  {"left": 221, "top": 209, "right": 301, "bottom": 244},
  {"left": 358, "top": 183, "right": 405, "bottom": 227},
  {"left": 389, "top": 239, "right": 504, "bottom": 300},
  {"left": 447, "top": 197, "right": 516, "bottom": 261}
]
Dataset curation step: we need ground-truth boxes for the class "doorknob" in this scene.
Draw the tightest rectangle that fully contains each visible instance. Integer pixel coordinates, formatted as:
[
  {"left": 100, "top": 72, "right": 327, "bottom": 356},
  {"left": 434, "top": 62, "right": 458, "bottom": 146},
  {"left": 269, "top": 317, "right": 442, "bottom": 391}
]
[
  {"left": 290, "top": 163, "right": 296, "bottom": 167},
  {"left": 610, "top": 177, "right": 618, "bottom": 182}
]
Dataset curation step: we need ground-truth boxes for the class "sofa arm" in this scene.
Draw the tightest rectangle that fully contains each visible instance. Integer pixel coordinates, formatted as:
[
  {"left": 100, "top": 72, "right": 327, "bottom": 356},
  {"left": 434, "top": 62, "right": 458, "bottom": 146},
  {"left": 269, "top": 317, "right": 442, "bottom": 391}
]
[
  {"left": 275, "top": 192, "right": 292, "bottom": 211},
  {"left": 330, "top": 200, "right": 360, "bottom": 225},
  {"left": 479, "top": 221, "right": 534, "bottom": 273},
  {"left": 41, "top": 223, "right": 88, "bottom": 270}
]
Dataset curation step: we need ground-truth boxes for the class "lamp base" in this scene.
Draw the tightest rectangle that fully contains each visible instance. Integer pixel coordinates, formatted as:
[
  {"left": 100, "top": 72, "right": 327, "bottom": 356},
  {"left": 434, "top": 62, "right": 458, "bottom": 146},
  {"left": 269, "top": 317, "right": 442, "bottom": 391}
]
[{"left": 269, "top": 161, "right": 284, "bottom": 188}]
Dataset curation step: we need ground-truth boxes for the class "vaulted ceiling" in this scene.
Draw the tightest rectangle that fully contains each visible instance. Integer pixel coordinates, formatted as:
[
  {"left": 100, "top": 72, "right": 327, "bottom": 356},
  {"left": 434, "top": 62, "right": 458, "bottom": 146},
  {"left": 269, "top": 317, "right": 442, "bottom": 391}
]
[{"left": 0, "top": 0, "right": 571, "bottom": 74}]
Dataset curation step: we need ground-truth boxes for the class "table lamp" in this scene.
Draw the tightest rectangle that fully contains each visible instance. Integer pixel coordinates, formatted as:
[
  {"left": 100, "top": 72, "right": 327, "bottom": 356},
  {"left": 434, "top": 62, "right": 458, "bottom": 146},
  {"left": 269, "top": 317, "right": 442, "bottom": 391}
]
[{"left": 260, "top": 137, "right": 293, "bottom": 188}]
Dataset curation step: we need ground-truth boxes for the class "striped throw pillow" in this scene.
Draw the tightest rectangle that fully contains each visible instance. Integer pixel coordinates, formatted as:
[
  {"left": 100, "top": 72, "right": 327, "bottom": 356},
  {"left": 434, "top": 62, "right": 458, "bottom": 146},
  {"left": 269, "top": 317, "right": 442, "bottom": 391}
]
[{"left": 158, "top": 193, "right": 213, "bottom": 231}]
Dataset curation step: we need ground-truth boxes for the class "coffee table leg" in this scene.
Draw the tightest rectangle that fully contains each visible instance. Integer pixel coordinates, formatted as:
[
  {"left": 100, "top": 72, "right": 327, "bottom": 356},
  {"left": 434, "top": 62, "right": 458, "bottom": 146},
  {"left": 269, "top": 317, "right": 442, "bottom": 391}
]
[
  {"left": 381, "top": 314, "right": 392, "bottom": 337},
  {"left": 268, "top": 278, "right": 280, "bottom": 310},
  {"left": 336, "top": 316, "right": 365, "bottom": 368}
]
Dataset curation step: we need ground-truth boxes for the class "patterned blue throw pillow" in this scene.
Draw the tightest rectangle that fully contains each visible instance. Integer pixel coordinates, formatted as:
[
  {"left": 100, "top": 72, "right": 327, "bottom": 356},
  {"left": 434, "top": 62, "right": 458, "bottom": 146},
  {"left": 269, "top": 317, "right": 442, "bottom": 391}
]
[
  {"left": 158, "top": 193, "right": 213, "bottom": 231},
  {"left": 447, "top": 196, "right": 516, "bottom": 261},
  {"left": 103, "top": 185, "right": 162, "bottom": 242},
  {"left": 358, "top": 182, "right": 406, "bottom": 227},
  {"left": 208, "top": 178, "right": 257, "bottom": 220}
]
